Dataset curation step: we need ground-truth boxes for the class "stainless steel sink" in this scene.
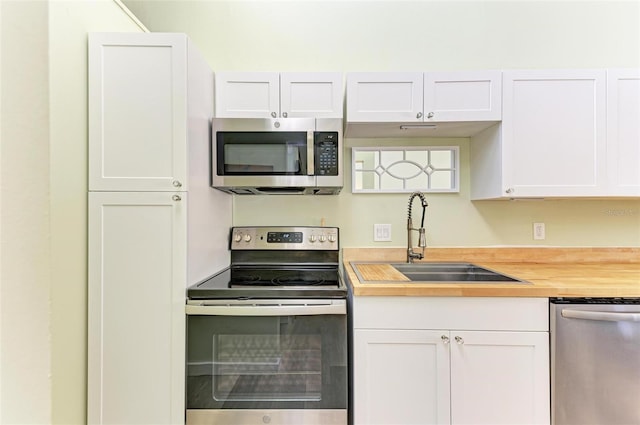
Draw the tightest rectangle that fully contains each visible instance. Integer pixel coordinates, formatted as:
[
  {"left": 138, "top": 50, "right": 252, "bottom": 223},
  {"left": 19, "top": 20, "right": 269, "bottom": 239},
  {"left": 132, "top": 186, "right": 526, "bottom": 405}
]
[
  {"left": 391, "top": 262, "right": 526, "bottom": 283},
  {"left": 351, "top": 262, "right": 528, "bottom": 284}
]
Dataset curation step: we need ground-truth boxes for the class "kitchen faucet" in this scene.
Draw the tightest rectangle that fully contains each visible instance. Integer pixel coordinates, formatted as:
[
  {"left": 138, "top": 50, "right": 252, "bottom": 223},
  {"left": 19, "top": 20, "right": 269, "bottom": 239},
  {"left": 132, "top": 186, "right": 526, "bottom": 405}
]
[{"left": 407, "top": 191, "right": 428, "bottom": 263}]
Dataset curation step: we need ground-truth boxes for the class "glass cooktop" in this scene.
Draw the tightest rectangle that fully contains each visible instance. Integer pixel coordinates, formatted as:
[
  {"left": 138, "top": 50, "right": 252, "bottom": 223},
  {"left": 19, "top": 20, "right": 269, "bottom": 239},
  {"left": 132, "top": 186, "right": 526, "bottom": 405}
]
[{"left": 188, "top": 266, "right": 347, "bottom": 300}]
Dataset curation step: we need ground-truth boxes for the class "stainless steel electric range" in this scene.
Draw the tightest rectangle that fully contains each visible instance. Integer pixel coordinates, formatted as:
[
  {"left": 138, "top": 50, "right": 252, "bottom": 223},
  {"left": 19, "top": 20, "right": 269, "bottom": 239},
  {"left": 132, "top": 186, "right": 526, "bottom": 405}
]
[{"left": 185, "top": 226, "right": 348, "bottom": 425}]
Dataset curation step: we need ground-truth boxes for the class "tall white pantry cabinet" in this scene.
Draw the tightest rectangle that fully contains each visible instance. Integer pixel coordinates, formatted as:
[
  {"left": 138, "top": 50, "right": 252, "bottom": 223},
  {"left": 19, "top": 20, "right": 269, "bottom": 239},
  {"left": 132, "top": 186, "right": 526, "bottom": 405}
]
[{"left": 87, "top": 33, "right": 232, "bottom": 424}]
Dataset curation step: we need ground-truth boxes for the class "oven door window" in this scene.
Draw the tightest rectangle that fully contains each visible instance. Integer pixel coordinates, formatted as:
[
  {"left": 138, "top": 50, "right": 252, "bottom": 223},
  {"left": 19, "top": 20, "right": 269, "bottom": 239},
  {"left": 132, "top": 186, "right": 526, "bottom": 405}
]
[
  {"left": 217, "top": 131, "right": 309, "bottom": 175},
  {"left": 186, "top": 314, "right": 347, "bottom": 409}
]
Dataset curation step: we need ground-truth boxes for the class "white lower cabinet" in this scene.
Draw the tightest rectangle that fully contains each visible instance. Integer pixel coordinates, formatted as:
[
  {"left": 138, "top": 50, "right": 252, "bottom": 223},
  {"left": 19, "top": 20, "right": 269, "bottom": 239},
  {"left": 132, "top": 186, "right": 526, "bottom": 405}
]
[
  {"left": 354, "top": 330, "right": 450, "bottom": 425},
  {"left": 353, "top": 297, "right": 550, "bottom": 425},
  {"left": 449, "top": 330, "right": 549, "bottom": 425},
  {"left": 88, "top": 192, "right": 187, "bottom": 425}
]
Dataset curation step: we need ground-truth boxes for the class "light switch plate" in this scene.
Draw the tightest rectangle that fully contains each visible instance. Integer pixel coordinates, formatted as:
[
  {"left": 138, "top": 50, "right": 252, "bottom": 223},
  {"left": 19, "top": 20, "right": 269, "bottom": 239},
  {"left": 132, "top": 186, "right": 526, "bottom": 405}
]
[
  {"left": 533, "top": 222, "right": 545, "bottom": 240},
  {"left": 374, "top": 224, "right": 392, "bottom": 241}
]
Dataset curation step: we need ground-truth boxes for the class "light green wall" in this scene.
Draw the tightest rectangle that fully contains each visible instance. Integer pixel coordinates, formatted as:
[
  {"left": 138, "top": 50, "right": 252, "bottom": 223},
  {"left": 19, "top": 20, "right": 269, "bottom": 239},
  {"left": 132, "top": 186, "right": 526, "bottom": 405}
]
[
  {"left": 234, "top": 137, "right": 640, "bottom": 246},
  {"left": 125, "top": 0, "right": 640, "bottom": 247},
  {"left": 2, "top": 1, "right": 144, "bottom": 424},
  {"left": 1, "top": 1, "right": 51, "bottom": 423},
  {"left": 124, "top": 0, "right": 640, "bottom": 71}
]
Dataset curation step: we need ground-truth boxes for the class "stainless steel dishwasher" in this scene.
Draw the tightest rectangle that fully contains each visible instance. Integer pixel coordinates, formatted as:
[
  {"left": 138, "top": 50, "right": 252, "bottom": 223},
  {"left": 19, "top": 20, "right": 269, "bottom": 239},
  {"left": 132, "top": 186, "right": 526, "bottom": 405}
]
[{"left": 550, "top": 298, "right": 640, "bottom": 425}]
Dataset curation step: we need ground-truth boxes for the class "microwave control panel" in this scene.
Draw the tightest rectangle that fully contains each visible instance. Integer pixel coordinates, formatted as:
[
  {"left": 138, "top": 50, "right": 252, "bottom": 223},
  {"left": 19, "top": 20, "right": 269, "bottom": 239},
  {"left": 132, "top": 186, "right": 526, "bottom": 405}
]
[{"left": 314, "top": 132, "right": 339, "bottom": 176}]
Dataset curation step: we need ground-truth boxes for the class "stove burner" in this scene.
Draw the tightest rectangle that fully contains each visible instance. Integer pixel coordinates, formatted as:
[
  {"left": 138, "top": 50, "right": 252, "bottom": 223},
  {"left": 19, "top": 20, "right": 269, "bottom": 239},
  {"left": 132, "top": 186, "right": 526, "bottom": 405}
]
[
  {"left": 272, "top": 277, "right": 326, "bottom": 286},
  {"left": 236, "top": 274, "right": 260, "bottom": 283},
  {"left": 227, "top": 267, "right": 337, "bottom": 288},
  {"left": 230, "top": 276, "right": 330, "bottom": 287}
]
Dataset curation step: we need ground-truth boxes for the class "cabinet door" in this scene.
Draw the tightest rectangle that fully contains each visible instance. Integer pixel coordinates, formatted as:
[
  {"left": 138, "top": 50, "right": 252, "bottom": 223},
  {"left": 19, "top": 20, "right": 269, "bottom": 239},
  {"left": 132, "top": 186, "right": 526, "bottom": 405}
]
[
  {"left": 449, "top": 331, "right": 550, "bottom": 425},
  {"left": 88, "top": 33, "right": 187, "bottom": 191},
  {"left": 347, "top": 72, "right": 423, "bottom": 122},
  {"left": 424, "top": 71, "right": 501, "bottom": 122},
  {"left": 353, "top": 329, "right": 450, "bottom": 425},
  {"left": 502, "top": 70, "right": 606, "bottom": 197},
  {"left": 88, "top": 192, "right": 186, "bottom": 425},
  {"left": 607, "top": 69, "right": 640, "bottom": 196},
  {"left": 280, "top": 72, "right": 343, "bottom": 118},
  {"left": 215, "top": 72, "right": 280, "bottom": 118}
]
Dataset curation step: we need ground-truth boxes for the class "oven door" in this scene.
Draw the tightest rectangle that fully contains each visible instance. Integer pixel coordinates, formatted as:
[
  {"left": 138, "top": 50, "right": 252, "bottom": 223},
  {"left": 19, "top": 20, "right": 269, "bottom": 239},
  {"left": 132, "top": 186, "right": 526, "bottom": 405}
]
[{"left": 185, "top": 299, "right": 348, "bottom": 425}]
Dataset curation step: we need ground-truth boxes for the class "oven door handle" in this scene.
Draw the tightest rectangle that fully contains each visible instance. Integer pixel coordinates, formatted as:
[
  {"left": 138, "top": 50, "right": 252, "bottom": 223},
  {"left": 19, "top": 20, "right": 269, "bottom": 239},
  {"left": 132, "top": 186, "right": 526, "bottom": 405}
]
[{"left": 185, "top": 302, "right": 346, "bottom": 316}]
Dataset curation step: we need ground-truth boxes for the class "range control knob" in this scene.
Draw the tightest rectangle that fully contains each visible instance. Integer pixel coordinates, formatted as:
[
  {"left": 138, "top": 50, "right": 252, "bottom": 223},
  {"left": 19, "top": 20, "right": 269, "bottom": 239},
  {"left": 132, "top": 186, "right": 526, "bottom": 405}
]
[
  {"left": 243, "top": 234, "right": 252, "bottom": 242},
  {"left": 328, "top": 234, "right": 336, "bottom": 243},
  {"left": 319, "top": 235, "right": 327, "bottom": 243},
  {"left": 309, "top": 235, "right": 317, "bottom": 243},
  {"left": 234, "top": 233, "right": 242, "bottom": 243}
]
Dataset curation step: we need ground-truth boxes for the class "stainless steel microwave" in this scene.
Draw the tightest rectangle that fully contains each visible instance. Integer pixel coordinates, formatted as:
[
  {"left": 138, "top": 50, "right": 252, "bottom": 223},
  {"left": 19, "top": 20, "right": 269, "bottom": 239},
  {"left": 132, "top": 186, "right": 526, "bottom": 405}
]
[{"left": 211, "top": 118, "right": 343, "bottom": 195}]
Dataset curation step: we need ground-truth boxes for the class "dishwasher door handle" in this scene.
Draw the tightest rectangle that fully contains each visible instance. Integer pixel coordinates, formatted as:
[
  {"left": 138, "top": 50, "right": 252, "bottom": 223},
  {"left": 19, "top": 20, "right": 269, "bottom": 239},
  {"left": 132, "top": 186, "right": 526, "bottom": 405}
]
[{"left": 562, "top": 309, "right": 640, "bottom": 322}]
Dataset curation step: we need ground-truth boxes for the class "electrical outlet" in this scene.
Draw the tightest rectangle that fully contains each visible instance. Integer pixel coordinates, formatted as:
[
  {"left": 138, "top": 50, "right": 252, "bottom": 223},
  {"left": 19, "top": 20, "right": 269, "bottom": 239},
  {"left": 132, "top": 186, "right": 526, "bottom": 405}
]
[
  {"left": 533, "top": 222, "right": 545, "bottom": 240},
  {"left": 374, "top": 224, "right": 392, "bottom": 242}
]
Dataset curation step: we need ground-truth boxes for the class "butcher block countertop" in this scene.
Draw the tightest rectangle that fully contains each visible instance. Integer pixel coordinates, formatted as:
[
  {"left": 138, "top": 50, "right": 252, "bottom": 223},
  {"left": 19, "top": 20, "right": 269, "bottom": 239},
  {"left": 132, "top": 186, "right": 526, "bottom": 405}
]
[{"left": 343, "top": 248, "right": 640, "bottom": 298}]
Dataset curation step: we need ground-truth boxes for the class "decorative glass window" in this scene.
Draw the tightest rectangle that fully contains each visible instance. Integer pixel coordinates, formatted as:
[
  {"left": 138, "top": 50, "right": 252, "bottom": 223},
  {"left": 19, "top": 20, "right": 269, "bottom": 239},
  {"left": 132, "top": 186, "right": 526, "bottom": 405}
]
[{"left": 352, "top": 147, "right": 459, "bottom": 193}]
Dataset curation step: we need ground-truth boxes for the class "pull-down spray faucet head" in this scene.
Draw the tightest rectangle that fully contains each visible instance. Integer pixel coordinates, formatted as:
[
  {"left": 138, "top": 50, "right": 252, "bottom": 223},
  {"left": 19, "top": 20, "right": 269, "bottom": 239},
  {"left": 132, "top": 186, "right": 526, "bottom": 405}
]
[{"left": 407, "top": 191, "right": 428, "bottom": 263}]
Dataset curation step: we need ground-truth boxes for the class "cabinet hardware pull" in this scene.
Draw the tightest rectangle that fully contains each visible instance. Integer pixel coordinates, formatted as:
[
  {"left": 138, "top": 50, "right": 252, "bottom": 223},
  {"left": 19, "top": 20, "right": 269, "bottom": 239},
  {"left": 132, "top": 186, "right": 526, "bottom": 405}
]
[
  {"left": 427, "top": 112, "right": 434, "bottom": 118},
  {"left": 282, "top": 112, "right": 288, "bottom": 118},
  {"left": 172, "top": 180, "right": 182, "bottom": 188},
  {"left": 441, "top": 335, "right": 450, "bottom": 344},
  {"left": 172, "top": 195, "right": 182, "bottom": 202},
  {"left": 416, "top": 112, "right": 423, "bottom": 119},
  {"left": 454, "top": 336, "right": 464, "bottom": 345},
  {"left": 271, "top": 111, "right": 277, "bottom": 118},
  {"left": 505, "top": 188, "right": 514, "bottom": 194}
]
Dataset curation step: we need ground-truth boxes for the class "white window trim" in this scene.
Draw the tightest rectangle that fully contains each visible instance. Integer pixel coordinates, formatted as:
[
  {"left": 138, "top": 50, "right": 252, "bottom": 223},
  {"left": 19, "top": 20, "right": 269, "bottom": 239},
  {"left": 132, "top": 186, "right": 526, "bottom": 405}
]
[{"left": 351, "top": 146, "right": 460, "bottom": 193}]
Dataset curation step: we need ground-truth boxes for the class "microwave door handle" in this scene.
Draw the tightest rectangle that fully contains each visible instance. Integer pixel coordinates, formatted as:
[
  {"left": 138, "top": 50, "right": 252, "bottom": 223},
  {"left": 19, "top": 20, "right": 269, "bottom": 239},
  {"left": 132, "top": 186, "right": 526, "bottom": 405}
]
[
  {"left": 561, "top": 309, "right": 640, "bottom": 322},
  {"left": 307, "top": 131, "right": 314, "bottom": 175}
]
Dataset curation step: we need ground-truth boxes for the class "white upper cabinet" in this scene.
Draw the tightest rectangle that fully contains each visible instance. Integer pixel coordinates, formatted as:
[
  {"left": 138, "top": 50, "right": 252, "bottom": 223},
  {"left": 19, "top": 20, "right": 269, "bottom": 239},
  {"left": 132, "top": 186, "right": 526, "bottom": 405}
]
[
  {"left": 280, "top": 72, "right": 343, "bottom": 118},
  {"left": 347, "top": 72, "right": 424, "bottom": 122},
  {"left": 471, "top": 69, "right": 607, "bottom": 199},
  {"left": 503, "top": 69, "right": 607, "bottom": 198},
  {"left": 424, "top": 71, "right": 502, "bottom": 122},
  {"left": 215, "top": 71, "right": 343, "bottom": 118},
  {"left": 607, "top": 69, "right": 640, "bottom": 196},
  {"left": 214, "top": 72, "right": 280, "bottom": 118},
  {"left": 89, "top": 33, "right": 194, "bottom": 192},
  {"left": 346, "top": 71, "right": 502, "bottom": 137}
]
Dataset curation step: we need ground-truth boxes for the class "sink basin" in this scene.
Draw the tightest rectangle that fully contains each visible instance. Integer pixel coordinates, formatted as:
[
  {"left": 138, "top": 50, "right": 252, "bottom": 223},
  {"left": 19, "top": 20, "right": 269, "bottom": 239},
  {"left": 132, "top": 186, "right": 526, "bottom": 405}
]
[
  {"left": 351, "top": 262, "right": 528, "bottom": 284},
  {"left": 391, "top": 262, "right": 526, "bottom": 283},
  {"left": 393, "top": 263, "right": 499, "bottom": 274}
]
